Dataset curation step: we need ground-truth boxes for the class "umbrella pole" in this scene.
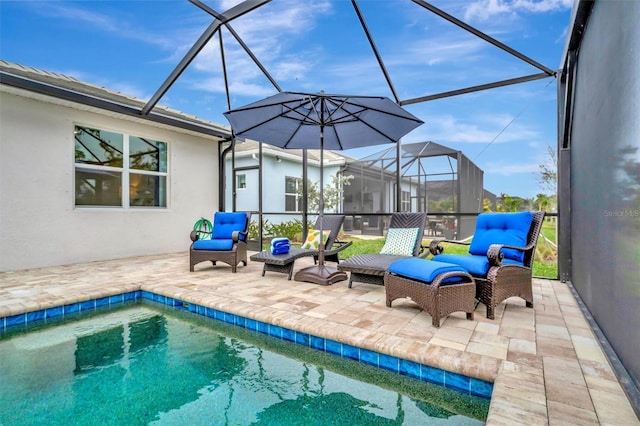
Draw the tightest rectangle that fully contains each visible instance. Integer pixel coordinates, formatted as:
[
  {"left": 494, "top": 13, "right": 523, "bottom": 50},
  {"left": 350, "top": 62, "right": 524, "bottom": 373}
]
[
  {"left": 294, "top": 123, "right": 347, "bottom": 285},
  {"left": 317, "top": 128, "right": 325, "bottom": 266}
]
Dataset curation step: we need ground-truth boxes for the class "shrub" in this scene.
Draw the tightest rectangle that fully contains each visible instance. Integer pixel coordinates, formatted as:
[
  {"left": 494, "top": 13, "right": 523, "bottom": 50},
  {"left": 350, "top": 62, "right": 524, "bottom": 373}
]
[
  {"left": 248, "top": 218, "right": 271, "bottom": 240},
  {"left": 266, "top": 219, "right": 304, "bottom": 242}
]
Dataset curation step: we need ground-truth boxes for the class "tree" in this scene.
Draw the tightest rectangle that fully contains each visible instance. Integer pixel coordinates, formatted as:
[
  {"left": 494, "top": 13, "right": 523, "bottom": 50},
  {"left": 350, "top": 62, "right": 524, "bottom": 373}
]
[
  {"left": 535, "top": 193, "right": 550, "bottom": 212},
  {"left": 299, "top": 174, "right": 354, "bottom": 212},
  {"left": 538, "top": 145, "right": 557, "bottom": 194},
  {"left": 497, "top": 193, "right": 523, "bottom": 212}
]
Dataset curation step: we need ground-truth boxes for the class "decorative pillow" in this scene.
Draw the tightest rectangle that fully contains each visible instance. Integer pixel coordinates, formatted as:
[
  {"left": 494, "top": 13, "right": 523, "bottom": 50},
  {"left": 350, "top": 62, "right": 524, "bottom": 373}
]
[
  {"left": 379, "top": 227, "right": 420, "bottom": 256},
  {"left": 301, "top": 229, "right": 331, "bottom": 250}
]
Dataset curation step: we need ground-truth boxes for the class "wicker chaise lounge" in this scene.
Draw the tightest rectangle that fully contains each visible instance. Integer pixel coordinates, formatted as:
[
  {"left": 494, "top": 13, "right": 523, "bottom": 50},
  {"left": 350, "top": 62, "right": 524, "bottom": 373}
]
[
  {"left": 429, "top": 211, "right": 545, "bottom": 319},
  {"left": 337, "top": 212, "right": 428, "bottom": 287},
  {"left": 250, "top": 215, "right": 352, "bottom": 279}
]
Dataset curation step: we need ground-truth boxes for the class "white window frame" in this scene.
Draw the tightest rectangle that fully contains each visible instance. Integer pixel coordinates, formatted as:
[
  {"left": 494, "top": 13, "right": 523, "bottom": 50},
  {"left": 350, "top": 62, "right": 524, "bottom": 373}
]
[
  {"left": 285, "top": 176, "right": 303, "bottom": 212},
  {"left": 401, "top": 190, "right": 411, "bottom": 212},
  {"left": 73, "top": 124, "right": 169, "bottom": 209},
  {"left": 236, "top": 173, "right": 247, "bottom": 190}
]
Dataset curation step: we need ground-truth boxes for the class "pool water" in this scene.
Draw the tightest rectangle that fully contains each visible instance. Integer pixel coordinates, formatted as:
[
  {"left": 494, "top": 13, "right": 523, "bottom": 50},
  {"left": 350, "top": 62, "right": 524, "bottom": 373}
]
[{"left": 0, "top": 301, "right": 489, "bottom": 425}]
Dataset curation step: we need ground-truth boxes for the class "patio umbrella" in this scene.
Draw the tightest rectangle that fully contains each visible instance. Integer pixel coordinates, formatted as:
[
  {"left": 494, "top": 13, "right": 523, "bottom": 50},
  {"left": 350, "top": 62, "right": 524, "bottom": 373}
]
[{"left": 224, "top": 91, "right": 423, "bottom": 285}]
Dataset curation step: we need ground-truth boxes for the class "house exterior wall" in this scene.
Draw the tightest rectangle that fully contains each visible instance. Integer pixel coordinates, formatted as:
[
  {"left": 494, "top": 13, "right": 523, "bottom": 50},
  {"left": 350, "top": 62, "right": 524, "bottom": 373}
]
[
  {"left": 0, "top": 90, "right": 220, "bottom": 271},
  {"left": 226, "top": 152, "right": 341, "bottom": 224}
]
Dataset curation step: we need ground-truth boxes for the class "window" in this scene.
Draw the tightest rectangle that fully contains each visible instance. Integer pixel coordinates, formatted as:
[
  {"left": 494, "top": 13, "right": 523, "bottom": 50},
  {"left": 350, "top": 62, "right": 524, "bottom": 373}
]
[
  {"left": 236, "top": 174, "right": 246, "bottom": 189},
  {"left": 401, "top": 191, "right": 411, "bottom": 212},
  {"left": 285, "top": 176, "right": 302, "bottom": 212},
  {"left": 74, "top": 125, "right": 168, "bottom": 208}
]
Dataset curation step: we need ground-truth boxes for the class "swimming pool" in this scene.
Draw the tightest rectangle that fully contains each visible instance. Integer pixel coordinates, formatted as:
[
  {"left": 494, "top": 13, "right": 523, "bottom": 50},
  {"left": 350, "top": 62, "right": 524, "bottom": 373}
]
[{"left": 1, "top": 299, "right": 490, "bottom": 425}]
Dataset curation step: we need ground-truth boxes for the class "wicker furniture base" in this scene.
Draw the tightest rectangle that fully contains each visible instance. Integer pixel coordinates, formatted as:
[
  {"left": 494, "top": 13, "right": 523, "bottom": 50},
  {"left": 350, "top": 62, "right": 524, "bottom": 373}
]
[
  {"left": 384, "top": 270, "right": 475, "bottom": 328},
  {"left": 189, "top": 243, "right": 247, "bottom": 273},
  {"left": 250, "top": 248, "right": 316, "bottom": 280},
  {"left": 338, "top": 254, "right": 409, "bottom": 287},
  {"left": 476, "top": 266, "right": 534, "bottom": 320}
]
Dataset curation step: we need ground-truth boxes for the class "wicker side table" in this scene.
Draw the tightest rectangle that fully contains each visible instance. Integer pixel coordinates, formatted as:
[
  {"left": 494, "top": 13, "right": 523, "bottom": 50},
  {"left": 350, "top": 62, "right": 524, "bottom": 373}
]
[
  {"left": 250, "top": 248, "right": 316, "bottom": 280},
  {"left": 384, "top": 259, "right": 475, "bottom": 328}
]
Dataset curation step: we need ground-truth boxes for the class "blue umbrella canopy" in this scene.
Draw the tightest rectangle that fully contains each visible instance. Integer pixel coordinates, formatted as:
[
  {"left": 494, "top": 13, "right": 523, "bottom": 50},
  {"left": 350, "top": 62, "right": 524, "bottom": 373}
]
[
  {"left": 223, "top": 91, "right": 424, "bottom": 151},
  {"left": 224, "top": 91, "right": 423, "bottom": 285}
]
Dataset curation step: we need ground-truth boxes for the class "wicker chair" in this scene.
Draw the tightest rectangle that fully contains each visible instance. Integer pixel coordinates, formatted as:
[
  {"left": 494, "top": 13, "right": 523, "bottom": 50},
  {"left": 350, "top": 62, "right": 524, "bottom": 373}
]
[
  {"left": 250, "top": 215, "right": 352, "bottom": 279},
  {"left": 310, "top": 214, "right": 352, "bottom": 265},
  {"left": 189, "top": 211, "right": 251, "bottom": 273},
  {"left": 429, "top": 211, "right": 545, "bottom": 319},
  {"left": 337, "top": 212, "right": 428, "bottom": 287}
]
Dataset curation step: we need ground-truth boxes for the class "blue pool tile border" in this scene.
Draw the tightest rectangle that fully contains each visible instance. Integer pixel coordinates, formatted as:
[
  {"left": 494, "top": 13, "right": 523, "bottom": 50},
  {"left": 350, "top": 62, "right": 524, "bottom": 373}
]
[{"left": 1, "top": 290, "right": 493, "bottom": 399}]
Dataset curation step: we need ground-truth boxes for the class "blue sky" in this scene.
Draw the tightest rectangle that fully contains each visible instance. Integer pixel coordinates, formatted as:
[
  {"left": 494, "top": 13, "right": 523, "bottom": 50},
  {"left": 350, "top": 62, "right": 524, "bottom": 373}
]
[{"left": 0, "top": 0, "right": 572, "bottom": 199}]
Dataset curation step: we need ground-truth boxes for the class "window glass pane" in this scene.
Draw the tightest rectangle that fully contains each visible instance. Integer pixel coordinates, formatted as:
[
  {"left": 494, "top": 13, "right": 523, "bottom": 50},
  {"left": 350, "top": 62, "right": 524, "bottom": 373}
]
[
  {"left": 285, "top": 177, "right": 298, "bottom": 193},
  {"left": 74, "top": 126, "right": 123, "bottom": 167},
  {"left": 129, "top": 136, "right": 167, "bottom": 172},
  {"left": 130, "top": 174, "right": 167, "bottom": 207},
  {"left": 75, "top": 168, "right": 122, "bottom": 206},
  {"left": 285, "top": 195, "right": 298, "bottom": 212},
  {"left": 237, "top": 174, "right": 246, "bottom": 189}
]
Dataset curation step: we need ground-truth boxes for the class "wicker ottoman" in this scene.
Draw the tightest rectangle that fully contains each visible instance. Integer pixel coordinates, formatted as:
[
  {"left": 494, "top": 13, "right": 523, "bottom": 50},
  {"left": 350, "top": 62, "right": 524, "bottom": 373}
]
[{"left": 384, "top": 258, "right": 475, "bottom": 328}]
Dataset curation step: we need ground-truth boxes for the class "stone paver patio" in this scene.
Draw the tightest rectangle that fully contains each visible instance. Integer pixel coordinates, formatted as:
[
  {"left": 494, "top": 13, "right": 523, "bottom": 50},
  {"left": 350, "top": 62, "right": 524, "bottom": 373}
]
[{"left": 1, "top": 252, "right": 638, "bottom": 425}]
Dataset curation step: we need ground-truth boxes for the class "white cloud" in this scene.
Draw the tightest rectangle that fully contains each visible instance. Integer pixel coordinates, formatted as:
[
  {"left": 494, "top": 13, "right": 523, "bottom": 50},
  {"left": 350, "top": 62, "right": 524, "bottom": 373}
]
[
  {"left": 464, "top": 0, "right": 573, "bottom": 22},
  {"left": 488, "top": 161, "right": 540, "bottom": 175},
  {"left": 184, "top": 1, "right": 333, "bottom": 93},
  {"left": 34, "top": 2, "right": 194, "bottom": 52},
  {"left": 418, "top": 111, "right": 540, "bottom": 145},
  {"left": 192, "top": 75, "right": 276, "bottom": 98}
]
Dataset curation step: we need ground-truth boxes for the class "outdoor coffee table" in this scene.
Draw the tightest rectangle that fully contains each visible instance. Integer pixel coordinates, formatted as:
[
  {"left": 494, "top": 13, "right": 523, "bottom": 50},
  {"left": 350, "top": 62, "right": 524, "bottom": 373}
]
[{"left": 250, "top": 248, "right": 316, "bottom": 280}]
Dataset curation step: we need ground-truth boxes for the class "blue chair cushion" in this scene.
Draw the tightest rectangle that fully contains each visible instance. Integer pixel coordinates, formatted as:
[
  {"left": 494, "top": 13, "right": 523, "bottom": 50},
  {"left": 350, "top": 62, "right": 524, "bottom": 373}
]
[
  {"left": 388, "top": 258, "right": 468, "bottom": 284},
  {"left": 433, "top": 254, "right": 490, "bottom": 276},
  {"left": 211, "top": 212, "right": 248, "bottom": 241},
  {"left": 468, "top": 212, "right": 533, "bottom": 262},
  {"left": 434, "top": 254, "right": 524, "bottom": 276},
  {"left": 192, "top": 239, "right": 235, "bottom": 251}
]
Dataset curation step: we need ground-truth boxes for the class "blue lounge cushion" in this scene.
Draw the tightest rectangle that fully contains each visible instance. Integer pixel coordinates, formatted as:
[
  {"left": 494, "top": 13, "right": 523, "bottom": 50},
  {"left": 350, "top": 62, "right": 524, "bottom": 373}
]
[
  {"left": 433, "top": 254, "right": 490, "bottom": 276},
  {"left": 192, "top": 239, "right": 235, "bottom": 251},
  {"left": 468, "top": 212, "right": 533, "bottom": 262},
  {"left": 434, "top": 254, "right": 524, "bottom": 276},
  {"left": 211, "top": 212, "right": 248, "bottom": 240},
  {"left": 388, "top": 258, "right": 468, "bottom": 284}
]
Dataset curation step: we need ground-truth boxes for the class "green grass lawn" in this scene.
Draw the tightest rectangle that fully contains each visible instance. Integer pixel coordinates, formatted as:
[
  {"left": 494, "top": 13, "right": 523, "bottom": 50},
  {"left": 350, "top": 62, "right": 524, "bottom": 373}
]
[
  {"left": 541, "top": 219, "right": 557, "bottom": 244},
  {"left": 339, "top": 236, "right": 558, "bottom": 279}
]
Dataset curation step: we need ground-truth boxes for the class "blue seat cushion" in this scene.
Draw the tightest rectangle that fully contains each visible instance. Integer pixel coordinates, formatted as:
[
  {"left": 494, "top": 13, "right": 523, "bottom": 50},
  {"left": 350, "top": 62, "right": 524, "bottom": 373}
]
[
  {"left": 434, "top": 254, "right": 524, "bottom": 276},
  {"left": 468, "top": 212, "right": 533, "bottom": 262},
  {"left": 388, "top": 258, "right": 468, "bottom": 284},
  {"left": 192, "top": 239, "right": 234, "bottom": 251},
  {"left": 212, "top": 212, "right": 248, "bottom": 240}
]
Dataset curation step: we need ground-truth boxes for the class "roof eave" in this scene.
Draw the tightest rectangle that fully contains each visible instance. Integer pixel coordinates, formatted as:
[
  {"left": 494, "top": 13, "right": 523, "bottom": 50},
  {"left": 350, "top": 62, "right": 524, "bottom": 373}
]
[{"left": 0, "top": 70, "right": 232, "bottom": 139}]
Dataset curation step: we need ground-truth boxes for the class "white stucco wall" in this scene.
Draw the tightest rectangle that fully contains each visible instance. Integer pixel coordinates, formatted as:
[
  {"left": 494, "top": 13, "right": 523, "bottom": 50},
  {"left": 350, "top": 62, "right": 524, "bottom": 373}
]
[{"left": 0, "top": 89, "right": 220, "bottom": 271}]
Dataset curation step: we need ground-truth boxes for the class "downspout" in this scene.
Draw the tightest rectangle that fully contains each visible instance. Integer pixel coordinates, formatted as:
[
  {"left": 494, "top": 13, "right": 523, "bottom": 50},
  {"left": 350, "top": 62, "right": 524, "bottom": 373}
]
[{"left": 219, "top": 139, "right": 233, "bottom": 211}]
